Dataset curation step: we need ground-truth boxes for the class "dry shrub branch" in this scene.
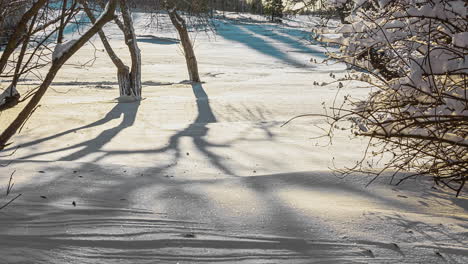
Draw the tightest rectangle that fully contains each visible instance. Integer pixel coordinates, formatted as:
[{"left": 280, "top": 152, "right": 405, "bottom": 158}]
[{"left": 317, "top": 0, "right": 467, "bottom": 195}]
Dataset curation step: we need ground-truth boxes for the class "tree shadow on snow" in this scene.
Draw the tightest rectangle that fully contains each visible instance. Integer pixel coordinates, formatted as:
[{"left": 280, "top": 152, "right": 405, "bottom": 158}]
[
  {"left": 0, "top": 165, "right": 424, "bottom": 263},
  {"left": 120, "top": 82, "right": 234, "bottom": 175},
  {"left": 216, "top": 19, "right": 327, "bottom": 68},
  {"left": 165, "top": 83, "right": 232, "bottom": 174},
  {"left": 6, "top": 101, "right": 140, "bottom": 162},
  {"left": 80, "top": 82, "right": 235, "bottom": 175},
  {"left": 7, "top": 82, "right": 234, "bottom": 175},
  {"left": 136, "top": 35, "right": 180, "bottom": 45}
]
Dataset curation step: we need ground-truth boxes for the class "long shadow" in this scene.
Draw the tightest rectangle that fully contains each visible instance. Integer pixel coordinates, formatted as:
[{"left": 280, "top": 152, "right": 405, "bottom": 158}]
[
  {"left": 187, "top": 83, "right": 231, "bottom": 173},
  {"left": 136, "top": 35, "right": 180, "bottom": 45},
  {"left": 60, "top": 102, "right": 140, "bottom": 161},
  {"left": 1, "top": 233, "right": 377, "bottom": 262},
  {"left": 0, "top": 165, "right": 430, "bottom": 263},
  {"left": 216, "top": 19, "right": 326, "bottom": 68},
  {"left": 12, "top": 101, "right": 140, "bottom": 161},
  {"left": 10, "top": 83, "right": 233, "bottom": 175},
  {"left": 192, "top": 82, "right": 217, "bottom": 123},
  {"left": 89, "top": 83, "right": 233, "bottom": 174},
  {"left": 143, "top": 83, "right": 232, "bottom": 175},
  {"left": 243, "top": 25, "right": 323, "bottom": 53},
  {"left": 0, "top": 81, "right": 174, "bottom": 92}
]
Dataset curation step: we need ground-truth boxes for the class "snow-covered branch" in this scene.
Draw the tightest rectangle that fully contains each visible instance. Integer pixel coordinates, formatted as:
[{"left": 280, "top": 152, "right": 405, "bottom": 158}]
[{"left": 317, "top": 0, "right": 468, "bottom": 195}]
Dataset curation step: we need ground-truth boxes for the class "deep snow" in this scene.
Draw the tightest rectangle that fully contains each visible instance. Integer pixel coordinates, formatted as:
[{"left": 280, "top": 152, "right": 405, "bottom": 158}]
[{"left": 0, "top": 13, "right": 467, "bottom": 263}]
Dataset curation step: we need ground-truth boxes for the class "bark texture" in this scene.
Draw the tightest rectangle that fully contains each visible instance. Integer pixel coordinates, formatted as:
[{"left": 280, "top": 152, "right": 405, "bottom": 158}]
[
  {"left": 81, "top": 0, "right": 134, "bottom": 97},
  {"left": 168, "top": 9, "right": 200, "bottom": 83},
  {"left": 119, "top": 0, "right": 142, "bottom": 98},
  {"left": 0, "top": 0, "right": 47, "bottom": 75}
]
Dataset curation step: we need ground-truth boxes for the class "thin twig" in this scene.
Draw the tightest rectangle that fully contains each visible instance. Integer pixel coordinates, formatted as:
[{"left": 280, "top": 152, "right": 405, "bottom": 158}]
[
  {"left": 7, "top": 170, "right": 16, "bottom": 196},
  {"left": 0, "top": 193, "right": 22, "bottom": 210},
  {"left": 281, "top": 114, "right": 332, "bottom": 127}
]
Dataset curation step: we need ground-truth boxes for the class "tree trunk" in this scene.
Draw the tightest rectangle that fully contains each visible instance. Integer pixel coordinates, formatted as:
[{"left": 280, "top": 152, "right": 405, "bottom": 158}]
[
  {"left": 57, "top": 0, "right": 68, "bottom": 44},
  {"left": 81, "top": 0, "right": 134, "bottom": 97},
  {"left": 0, "top": 0, "right": 48, "bottom": 75},
  {"left": 0, "top": 12, "right": 37, "bottom": 111},
  {"left": 0, "top": 0, "right": 118, "bottom": 150},
  {"left": 117, "top": 66, "right": 133, "bottom": 96},
  {"left": 119, "top": 0, "right": 142, "bottom": 98},
  {"left": 210, "top": 0, "right": 214, "bottom": 17},
  {"left": 168, "top": 9, "right": 200, "bottom": 83}
]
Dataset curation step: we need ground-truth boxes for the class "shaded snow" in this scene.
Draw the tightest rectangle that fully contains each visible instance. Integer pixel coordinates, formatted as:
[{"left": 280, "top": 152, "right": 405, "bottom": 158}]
[
  {"left": 0, "top": 84, "right": 19, "bottom": 107},
  {"left": 0, "top": 13, "right": 467, "bottom": 264}
]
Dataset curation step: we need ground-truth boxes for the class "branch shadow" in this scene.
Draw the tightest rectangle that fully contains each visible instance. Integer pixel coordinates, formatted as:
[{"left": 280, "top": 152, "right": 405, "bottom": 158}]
[
  {"left": 139, "top": 82, "right": 233, "bottom": 175},
  {"left": 7, "top": 82, "right": 234, "bottom": 176},
  {"left": 0, "top": 166, "right": 429, "bottom": 263},
  {"left": 8, "top": 101, "right": 140, "bottom": 161}
]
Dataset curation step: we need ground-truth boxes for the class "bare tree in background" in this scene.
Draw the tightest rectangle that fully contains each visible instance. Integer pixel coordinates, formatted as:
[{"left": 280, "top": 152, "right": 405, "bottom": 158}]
[
  {"left": 139, "top": 0, "right": 205, "bottom": 83},
  {"left": 0, "top": 0, "right": 32, "bottom": 45},
  {"left": 264, "top": 0, "right": 284, "bottom": 21},
  {"left": 166, "top": 1, "right": 201, "bottom": 82}
]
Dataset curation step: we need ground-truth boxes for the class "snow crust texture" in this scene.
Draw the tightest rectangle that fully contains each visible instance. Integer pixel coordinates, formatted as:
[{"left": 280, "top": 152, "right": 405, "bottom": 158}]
[{"left": 0, "top": 12, "right": 467, "bottom": 264}]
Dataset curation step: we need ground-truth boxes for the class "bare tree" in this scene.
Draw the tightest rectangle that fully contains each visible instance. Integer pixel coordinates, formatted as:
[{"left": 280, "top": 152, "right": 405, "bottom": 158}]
[
  {"left": 141, "top": 0, "right": 204, "bottom": 82},
  {"left": 0, "top": 0, "right": 119, "bottom": 150},
  {"left": 0, "top": 0, "right": 48, "bottom": 110},
  {"left": 82, "top": 0, "right": 142, "bottom": 98},
  {"left": 167, "top": 4, "right": 201, "bottom": 82},
  {"left": 0, "top": 0, "right": 31, "bottom": 44},
  {"left": 265, "top": 0, "right": 284, "bottom": 21},
  {"left": 118, "top": 0, "right": 142, "bottom": 97}
]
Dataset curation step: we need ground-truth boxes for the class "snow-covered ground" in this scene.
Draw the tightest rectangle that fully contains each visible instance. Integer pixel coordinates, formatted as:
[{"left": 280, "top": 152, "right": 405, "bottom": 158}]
[{"left": 0, "top": 13, "right": 467, "bottom": 263}]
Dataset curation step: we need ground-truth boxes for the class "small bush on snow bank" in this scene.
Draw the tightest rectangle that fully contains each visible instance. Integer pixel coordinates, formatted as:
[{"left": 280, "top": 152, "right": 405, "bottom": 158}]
[{"left": 317, "top": 0, "right": 467, "bottom": 195}]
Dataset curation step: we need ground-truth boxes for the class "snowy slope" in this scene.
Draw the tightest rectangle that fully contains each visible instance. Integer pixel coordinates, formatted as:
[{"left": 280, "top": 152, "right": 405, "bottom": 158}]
[{"left": 0, "top": 13, "right": 467, "bottom": 264}]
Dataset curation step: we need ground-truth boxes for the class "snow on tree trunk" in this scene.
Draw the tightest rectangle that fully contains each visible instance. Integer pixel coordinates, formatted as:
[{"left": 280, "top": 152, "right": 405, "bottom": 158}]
[
  {"left": 0, "top": 85, "right": 20, "bottom": 111},
  {"left": 168, "top": 9, "right": 201, "bottom": 83}
]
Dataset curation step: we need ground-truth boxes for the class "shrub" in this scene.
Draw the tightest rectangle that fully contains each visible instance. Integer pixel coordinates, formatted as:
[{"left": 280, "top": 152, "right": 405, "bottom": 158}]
[{"left": 317, "top": 0, "right": 467, "bottom": 195}]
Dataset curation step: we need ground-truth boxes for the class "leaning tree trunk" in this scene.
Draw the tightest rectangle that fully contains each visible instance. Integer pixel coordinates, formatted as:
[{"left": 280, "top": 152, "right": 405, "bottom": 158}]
[
  {"left": 0, "top": 12, "right": 37, "bottom": 111},
  {"left": 118, "top": 0, "right": 142, "bottom": 98},
  {"left": 0, "top": 0, "right": 47, "bottom": 111},
  {"left": 0, "top": 0, "right": 48, "bottom": 75},
  {"left": 168, "top": 9, "right": 201, "bottom": 83},
  {"left": 81, "top": 0, "right": 134, "bottom": 98},
  {"left": 0, "top": 0, "right": 118, "bottom": 150}
]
